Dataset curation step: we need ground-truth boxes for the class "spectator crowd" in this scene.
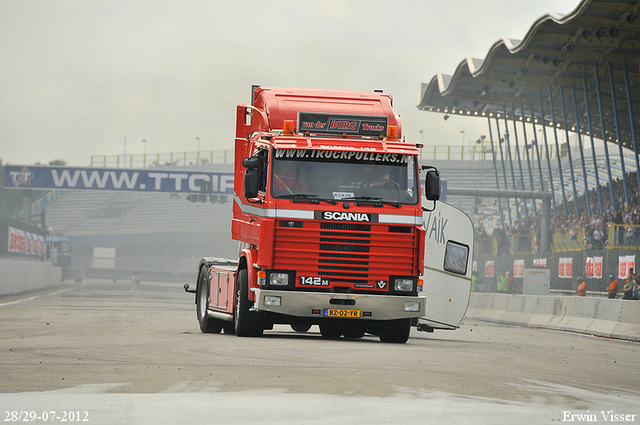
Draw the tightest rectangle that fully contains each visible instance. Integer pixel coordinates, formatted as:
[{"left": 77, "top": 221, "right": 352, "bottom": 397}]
[{"left": 475, "top": 170, "right": 640, "bottom": 254}]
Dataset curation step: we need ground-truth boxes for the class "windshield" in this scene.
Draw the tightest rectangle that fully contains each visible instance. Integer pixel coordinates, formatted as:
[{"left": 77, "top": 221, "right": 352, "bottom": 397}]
[{"left": 270, "top": 149, "right": 419, "bottom": 204}]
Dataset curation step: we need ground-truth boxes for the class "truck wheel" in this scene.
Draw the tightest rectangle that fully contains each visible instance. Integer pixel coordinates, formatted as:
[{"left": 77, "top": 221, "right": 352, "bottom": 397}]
[
  {"left": 223, "top": 321, "right": 235, "bottom": 335},
  {"left": 379, "top": 318, "right": 411, "bottom": 343},
  {"left": 319, "top": 321, "right": 342, "bottom": 339},
  {"left": 291, "top": 324, "right": 312, "bottom": 333},
  {"left": 197, "top": 266, "right": 223, "bottom": 334},
  {"left": 234, "top": 268, "right": 264, "bottom": 337}
]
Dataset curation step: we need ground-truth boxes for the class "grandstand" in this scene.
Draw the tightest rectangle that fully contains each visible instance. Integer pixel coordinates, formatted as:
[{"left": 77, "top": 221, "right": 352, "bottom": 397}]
[
  {"left": 47, "top": 190, "right": 232, "bottom": 236},
  {"left": 417, "top": 0, "right": 640, "bottom": 292},
  {"left": 437, "top": 142, "right": 639, "bottom": 231}
]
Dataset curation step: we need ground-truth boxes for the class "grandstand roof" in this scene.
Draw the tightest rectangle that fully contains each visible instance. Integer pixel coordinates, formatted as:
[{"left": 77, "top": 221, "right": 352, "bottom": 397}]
[{"left": 417, "top": 0, "right": 640, "bottom": 150}]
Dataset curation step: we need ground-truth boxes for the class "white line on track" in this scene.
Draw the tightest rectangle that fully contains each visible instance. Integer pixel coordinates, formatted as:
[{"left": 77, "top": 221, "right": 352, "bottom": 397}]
[{"left": 0, "top": 287, "right": 76, "bottom": 307}]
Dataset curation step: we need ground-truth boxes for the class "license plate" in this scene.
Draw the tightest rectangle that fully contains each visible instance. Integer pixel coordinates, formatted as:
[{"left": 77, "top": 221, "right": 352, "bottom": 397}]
[{"left": 323, "top": 308, "right": 360, "bottom": 318}]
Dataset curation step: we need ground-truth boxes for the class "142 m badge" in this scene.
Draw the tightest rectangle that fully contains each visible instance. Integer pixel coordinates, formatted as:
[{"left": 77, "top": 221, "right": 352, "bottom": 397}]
[{"left": 299, "top": 276, "right": 330, "bottom": 286}]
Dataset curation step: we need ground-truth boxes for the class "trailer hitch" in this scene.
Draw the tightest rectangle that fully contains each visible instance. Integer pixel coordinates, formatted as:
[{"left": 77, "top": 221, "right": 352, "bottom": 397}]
[
  {"left": 183, "top": 283, "right": 196, "bottom": 293},
  {"left": 416, "top": 323, "right": 434, "bottom": 333}
]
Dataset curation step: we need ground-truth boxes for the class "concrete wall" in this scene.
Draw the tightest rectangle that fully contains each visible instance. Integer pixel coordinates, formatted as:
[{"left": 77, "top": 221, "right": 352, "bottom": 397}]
[
  {"left": 466, "top": 292, "right": 640, "bottom": 342},
  {"left": 0, "top": 258, "right": 62, "bottom": 296}
]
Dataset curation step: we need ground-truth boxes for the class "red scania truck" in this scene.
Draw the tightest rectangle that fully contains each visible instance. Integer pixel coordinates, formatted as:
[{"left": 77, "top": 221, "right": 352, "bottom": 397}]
[{"left": 187, "top": 86, "right": 473, "bottom": 343}]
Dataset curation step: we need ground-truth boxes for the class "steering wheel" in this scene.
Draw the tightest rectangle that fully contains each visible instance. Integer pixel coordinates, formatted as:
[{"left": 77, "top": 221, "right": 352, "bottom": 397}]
[{"left": 379, "top": 180, "right": 401, "bottom": 191}]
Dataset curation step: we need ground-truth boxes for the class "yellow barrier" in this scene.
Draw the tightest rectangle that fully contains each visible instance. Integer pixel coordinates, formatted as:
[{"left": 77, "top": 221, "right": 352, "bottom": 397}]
[
  {"left": 552, "top": 230, "right": 584, "bottom": 252},
  {"left": 607, "top": 224, "right": 640, "bottom": 249}
]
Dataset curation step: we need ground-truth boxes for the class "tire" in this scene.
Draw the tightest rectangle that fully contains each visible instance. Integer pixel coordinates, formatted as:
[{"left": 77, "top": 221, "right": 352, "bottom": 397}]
[
  {"left": 222, "top": 321, "right": 235, "bottom": 335},
  {"left": 319, "top": 321, "right": 342, "bottom": 339},
  {"left": 291, "top": 323, "right": 312, "bottom": 333},
  {"left": 197, "top": 266, "right": 223, "bottom": 334},
  {"left": 233, "top": 268, "right": 264, "bottom": 337},
  {"left": 379, "top": 318, "right": 411, "bottom": 343}
]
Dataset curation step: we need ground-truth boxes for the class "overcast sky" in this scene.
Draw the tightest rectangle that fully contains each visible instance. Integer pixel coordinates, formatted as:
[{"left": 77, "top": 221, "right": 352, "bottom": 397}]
[{"left": 1, "top": 0, "right": 582, "bottom": 166}]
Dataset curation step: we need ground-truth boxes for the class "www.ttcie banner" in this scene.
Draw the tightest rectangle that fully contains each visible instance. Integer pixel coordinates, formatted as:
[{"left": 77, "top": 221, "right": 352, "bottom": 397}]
[{"left": 4, "top": 165, "right": 234, "bottom": 194}]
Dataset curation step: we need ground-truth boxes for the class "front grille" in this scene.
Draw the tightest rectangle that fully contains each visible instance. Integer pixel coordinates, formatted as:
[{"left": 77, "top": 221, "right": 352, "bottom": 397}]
[
  {"left": 319, "top": 243, "right": 370, "bottom": 253},
  {"left": 321, "top": 222, "right": 371, "bottom": 232},
  {"left": 273, "top": 218, "right": 417, "bottom": 291}
]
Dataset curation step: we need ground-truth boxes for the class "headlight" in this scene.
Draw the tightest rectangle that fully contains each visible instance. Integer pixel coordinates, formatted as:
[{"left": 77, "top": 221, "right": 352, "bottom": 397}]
[
  {"left": 270, "top": 273, "right": 289, "bottom": 286},
  {"left": 403, "top": 301, "right": 421, "bottom": 312},
  {"left": 264, "top": 296, "right": 282, "bottom": 306},
  {"left": 394, "top": 278, "right": 414, "bottom": 292}
]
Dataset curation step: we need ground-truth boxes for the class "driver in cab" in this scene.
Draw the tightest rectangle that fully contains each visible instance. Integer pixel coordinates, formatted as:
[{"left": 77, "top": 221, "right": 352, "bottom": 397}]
[{"left": 360, "top": 162, "right": 390, "bottom": 190}]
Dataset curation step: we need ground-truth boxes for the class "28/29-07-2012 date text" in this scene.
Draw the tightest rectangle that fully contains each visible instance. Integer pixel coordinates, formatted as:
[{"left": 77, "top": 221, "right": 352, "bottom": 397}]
[{"left": 5, "top": 411, "right": 89, "bottom": 422}]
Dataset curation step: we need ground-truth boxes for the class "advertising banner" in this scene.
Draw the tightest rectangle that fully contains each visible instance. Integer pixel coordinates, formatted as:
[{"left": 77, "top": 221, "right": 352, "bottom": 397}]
[
  {"left": 618, "top": 255, "right": 636, "bottom": 279},
  {"left": 0, "top": 213, "right": 48, "bottom": 260},
  {"left": 558, "top": 257, "right": 573, "bottom": 279},
  {"left": 8, "top": 226, "right": 45, "bottom": 258},
  {"left": 485, "top": 260, "right": 494, "bottom": 278},
  {"left": 585, "top": 256, "right": 603, "bottom": 279},
  {"left": 513, "top": 259, "right": 524, "bottom": 278},
  {"left": 533, "top": 258, "right": 547, "bottom": 267},
  {"left": 4, "top": 165, "right": 234, "bottom": 194}
]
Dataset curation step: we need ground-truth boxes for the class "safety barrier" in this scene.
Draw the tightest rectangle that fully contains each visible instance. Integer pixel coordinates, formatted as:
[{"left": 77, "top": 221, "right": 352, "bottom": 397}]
[
  {"left": 0, "top": 258, "right": 62, "bottom": 296},
  {"left": 552, "top": 229, "right": 585, "bottom": 252},
  {"left": 465, "top": 292, "right": 640, "bottom": 342},
  {"left": 607, "top": 224, "right": 640, "bottom": 249}
]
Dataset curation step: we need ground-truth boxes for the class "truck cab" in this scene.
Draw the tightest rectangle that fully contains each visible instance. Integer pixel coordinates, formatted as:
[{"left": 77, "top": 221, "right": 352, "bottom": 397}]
[
  {"left": 46, "top": 234, "right": 72, "bottom": 279},
  {"left": 193, "top": 86, "right": 470, "bottom": 343}
]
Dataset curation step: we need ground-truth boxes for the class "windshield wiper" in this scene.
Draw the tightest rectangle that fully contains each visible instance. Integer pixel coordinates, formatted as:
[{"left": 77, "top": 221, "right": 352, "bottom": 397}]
[
  {"left": 278, "top": 193, "right": 337, "bottom": 205},
  {"left": 343, "top": 196, "right": 401, "bottom": 208}
]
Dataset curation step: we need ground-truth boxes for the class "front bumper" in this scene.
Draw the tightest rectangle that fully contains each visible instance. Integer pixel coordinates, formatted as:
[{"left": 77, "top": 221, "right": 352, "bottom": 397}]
[{"left": 253, "top": 289, "right": 426, "bottom": 320}]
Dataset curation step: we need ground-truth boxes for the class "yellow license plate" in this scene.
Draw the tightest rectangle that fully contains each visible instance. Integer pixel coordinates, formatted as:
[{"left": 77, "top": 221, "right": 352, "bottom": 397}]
[{"left": 323, "top": 308, "right": 360, "bottom": 318}]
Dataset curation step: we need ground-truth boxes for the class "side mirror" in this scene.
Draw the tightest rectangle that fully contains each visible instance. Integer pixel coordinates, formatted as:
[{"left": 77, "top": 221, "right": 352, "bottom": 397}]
[
  {"left": 244, "top": 168, "right": 260, "bottom": 198},
  {"left": 242, "top": 156, "right": 261, "bottom": 169},
  {"left": 424, "top": 169, "right": 440, "bottom": 201},
  {"left": 242, "top": 156, "right": 262, "bottom": 199}
]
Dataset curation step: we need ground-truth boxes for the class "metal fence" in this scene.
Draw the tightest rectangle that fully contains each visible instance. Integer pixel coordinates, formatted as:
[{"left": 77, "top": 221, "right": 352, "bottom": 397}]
[
  {"left": 90, "top": 144, "right": 563, "bottom": 167},
  {"left": 90, "top": 150, "right": 234, "bottom": 168},
  {"left": 418, "top": 142, "right": 562, "bottom": 161}
]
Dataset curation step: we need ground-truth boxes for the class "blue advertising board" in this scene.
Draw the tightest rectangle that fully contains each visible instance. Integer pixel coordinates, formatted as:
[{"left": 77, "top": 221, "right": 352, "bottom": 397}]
[{"left": 4, "top": 165, "right": 234, "bottom": 194}]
